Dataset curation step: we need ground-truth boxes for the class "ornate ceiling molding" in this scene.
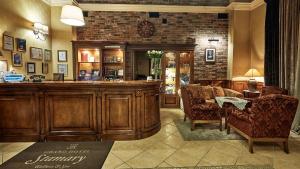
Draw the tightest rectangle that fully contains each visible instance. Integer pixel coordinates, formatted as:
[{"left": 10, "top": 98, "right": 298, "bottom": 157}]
[
  {"left": 79, "top": 4, "right": 228, "bottom": 13},
  {"left": 43, "top": 0, "right": 265, "bottom": 12}
]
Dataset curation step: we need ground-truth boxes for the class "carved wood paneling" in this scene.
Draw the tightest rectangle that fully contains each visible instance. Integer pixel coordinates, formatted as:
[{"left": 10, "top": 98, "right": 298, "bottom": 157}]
[
  {"left": 144, "top": 92, "right": 160, "bottom": 130},
  {"left": 0, "top": 92, "right": 39, "bottom": 141},
  {"left": 103, "top": 93, "right": 134, "bottom": 131},
  {"left": 45, "top": 92, "right": 97, "bottom": 137}
]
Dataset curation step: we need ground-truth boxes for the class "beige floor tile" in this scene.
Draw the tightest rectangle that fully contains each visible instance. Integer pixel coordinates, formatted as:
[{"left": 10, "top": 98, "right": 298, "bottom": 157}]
[
  {"left": 235, "top": 153, "right": 273, "bottom": 165},
  {"left": 145, "top": 142, "right": 176, "bottom": 160},
  {"left": 115, "top": 163, "right": 132, "bottom": 169},
  {"left": 2, "top": 151, "right": 19, "bottom": 163},
  {"left": 273, "top": 158, "right": 300, "bottom": 169},
  {"left": 102, "top": 153, "right": 124, "bottom": 169},
  {"left": 172, "top": 130, "right": 183, "bottom": 138},
  {"left": 164, "top": 141, "right": 212, "bottom": 167},
  {"left": 160, "top": 124, "right": 179, "bottom": 135},
  {"left": 164, "top": 149, "right": 202, "bottom": 167},
  {"left": 212, "top": 141, "right": 244, "bottom": 156},
  {"left": 197, "top": 159, "right": 215, "bottom": 166},
  {"left": 1, "top": 142, "right": 34, "bottom": 153},
  {"left": 129, "top": 138, "right": 156, "bottom": 150},
  {"left": 162, "top": 134, "right": 186, "bottom": 149},
  {"left": 126, "top": 151, "right": 164, "bottom": 168},
  {"left": 157, "top": 161, "right": 173, "bottom": 167},
  {"left": 200, "top": 147, "right": 239, "bottom": 166},
  {"left": 111, "top": 142, "right": 143, "bottom": 162}
]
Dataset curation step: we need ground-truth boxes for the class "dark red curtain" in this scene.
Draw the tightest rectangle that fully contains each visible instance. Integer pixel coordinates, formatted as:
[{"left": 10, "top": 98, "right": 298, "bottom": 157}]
[{"left": 264, "top": 0, "right": 280, "bottom": 86}]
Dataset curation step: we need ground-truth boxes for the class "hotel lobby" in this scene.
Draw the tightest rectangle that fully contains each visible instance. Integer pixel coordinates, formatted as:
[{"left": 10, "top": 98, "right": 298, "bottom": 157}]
[{"left": 0, "top": 0, "right": 300, "bottom": 169}]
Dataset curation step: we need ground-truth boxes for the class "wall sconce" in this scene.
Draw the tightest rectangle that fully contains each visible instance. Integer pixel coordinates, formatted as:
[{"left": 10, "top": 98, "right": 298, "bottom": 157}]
[
  {"left": 208, "top": 38, "right": 219, "bottom": 42},
  {"left": 33, "top": 22, "right": 49, "bottom": 41}
]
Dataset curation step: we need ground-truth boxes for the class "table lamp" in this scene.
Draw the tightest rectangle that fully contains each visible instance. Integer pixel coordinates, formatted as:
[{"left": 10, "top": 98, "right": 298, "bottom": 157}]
[{"left": 244, "top": 68, "right": 261, "bottom": 92}]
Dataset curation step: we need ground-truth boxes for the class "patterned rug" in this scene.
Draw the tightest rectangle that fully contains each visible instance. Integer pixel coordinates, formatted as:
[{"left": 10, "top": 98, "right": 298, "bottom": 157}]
[
  {"left": 157, "top": 165, "right": 274, "bottom": 169},
  {"left": 174, "top": 119, "right": 244, "bottom": 140}
]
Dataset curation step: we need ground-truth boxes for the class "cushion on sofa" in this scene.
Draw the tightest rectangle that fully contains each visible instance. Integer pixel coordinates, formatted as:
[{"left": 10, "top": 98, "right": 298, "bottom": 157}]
[
  {"left": 201, "top": 86, "right": 214, "bottom": 99},
  {"left": 187, "top": 85, "right": 201, "bottom": 98},
  {"left": 213, "top": 86, "right": 225, "bottom": 97}
]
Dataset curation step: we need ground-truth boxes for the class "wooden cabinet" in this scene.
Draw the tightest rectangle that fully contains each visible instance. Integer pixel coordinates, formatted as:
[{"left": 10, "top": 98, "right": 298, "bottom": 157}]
[
  {"left": 161, "top": 51, "right": 194, "bottom": 108},
  {"left": 143, "top": 91, "right": 160, "bottom": 130},
  {"left": 102, "top": 92, "right": 135, "bottom": 138},
  {"left": 0, "top": 81, "right": 161, "bottom": 141},
  {"left": 72, "top": 41, "right": 126, "bottom": 81},
  {"left": 0, "top": 91, "right": 40, "bottom": 141},
  {"left": 45, "top": 91, "right": 98, "bottom": 141}
]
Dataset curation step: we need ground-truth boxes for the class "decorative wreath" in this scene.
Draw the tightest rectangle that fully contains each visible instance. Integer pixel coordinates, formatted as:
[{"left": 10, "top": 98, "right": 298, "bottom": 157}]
[{"left": 137, "top": 20, "right": 155, "bottom": 38}]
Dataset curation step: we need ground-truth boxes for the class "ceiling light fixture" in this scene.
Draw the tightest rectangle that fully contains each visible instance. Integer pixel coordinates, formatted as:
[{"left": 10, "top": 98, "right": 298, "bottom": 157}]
[{"left": 60, "top": 0, "right": 85, "bottom": 26}]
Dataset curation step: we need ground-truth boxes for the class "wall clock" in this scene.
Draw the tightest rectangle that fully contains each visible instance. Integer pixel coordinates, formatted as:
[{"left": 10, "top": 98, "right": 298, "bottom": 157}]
[{"left": 137, "top": 20, "right": 155, "bottom": 38}]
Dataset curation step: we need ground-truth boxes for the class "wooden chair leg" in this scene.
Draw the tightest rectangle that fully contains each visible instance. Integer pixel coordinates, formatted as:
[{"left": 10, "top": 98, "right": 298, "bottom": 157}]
[
  {"left": 184, "top": 115, "right": 187, "bottom": 121},
  {"left": 191, "top": 121, "right": 195, "bottom": 131},
  {"left": 283, "top": 140, "right": 289, "bottom": 154},
  {"left": 219, "top": 119, "right": 222, "bottom": 131},
  {"left": 248, "top": 139, "right": 254, "bottom": 153},
  {"left": 226, "top": 125, "right": 230, "bottom": 134}
]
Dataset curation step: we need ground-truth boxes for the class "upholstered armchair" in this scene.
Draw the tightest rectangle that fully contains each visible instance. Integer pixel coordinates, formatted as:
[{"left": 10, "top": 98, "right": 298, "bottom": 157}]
[
  {"left": 227, "top": 94, "right": 299, "bottom": 153},
  {"left": 181, "top": 86, "right": 222, "bottom": 131}
]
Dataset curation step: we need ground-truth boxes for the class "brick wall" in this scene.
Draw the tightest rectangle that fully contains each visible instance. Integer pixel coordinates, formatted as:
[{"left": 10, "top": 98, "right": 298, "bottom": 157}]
[{"left": 76, "top": 12, "right": 228, "bottom": 80}]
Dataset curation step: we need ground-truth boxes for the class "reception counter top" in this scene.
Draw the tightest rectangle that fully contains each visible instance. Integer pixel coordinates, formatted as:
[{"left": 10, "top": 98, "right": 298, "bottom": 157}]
[{"left": 0, "top": 80, "right": 161, "bottom": 141}]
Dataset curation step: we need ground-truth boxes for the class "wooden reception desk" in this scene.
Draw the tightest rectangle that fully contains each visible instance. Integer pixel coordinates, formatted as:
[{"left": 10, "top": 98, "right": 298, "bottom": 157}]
[{"left": 0, "top": 80, "right": 161, "bottom": 141}]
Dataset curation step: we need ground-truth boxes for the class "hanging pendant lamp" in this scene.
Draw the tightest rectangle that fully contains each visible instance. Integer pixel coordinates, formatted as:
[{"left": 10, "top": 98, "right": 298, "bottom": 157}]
[{"left": 60, "top": 1, "right": 85, "bottom": 27}]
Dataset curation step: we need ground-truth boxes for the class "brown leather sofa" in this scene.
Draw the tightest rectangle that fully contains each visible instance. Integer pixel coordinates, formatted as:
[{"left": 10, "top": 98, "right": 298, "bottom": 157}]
[
  {"left": 227, "top": 94, "right": 299, "bottom": 153},
  {"left": 181, "top": 85, "right": 243, "bottom": 130}
]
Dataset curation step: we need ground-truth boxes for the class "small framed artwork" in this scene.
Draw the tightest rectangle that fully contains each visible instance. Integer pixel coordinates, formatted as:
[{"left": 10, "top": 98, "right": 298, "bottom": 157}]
[
  {"left": 42, "top": 62, "right": 49, "bottom": 74},
  {"left": 12, "top": 52, "right": 23, "bottom": 67},
  {"left": 16, "top": 38, "right": 26, "bottom": 52},
  {"left": 27, "top": 62, "right": 36, "bottom": 74},
  {"left": 3, "top": 34, "right": 14, "bottom": 51},
  {"left": 57, "top": 64, "right": 68, "bottom": 76},
  {"left": 0, "top": 60, "right": 8, "bottom": 72},
  {"left": 44, "top": 49, "right": 52, "bottom": 61},
  {"left": 58, "top": 50, "right": 67, "bottom": 62},
  {"left": 205, "top": 48, "right": 216, "bottom": 62},
  {"left": 30, "top": 47, "right": 43, "bottom": 60}
]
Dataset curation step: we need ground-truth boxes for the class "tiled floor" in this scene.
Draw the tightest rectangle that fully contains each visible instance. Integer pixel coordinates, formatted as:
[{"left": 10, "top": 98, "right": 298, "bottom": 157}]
[{"left": 1, "top": 108, "right": 300, "bottom": 169}]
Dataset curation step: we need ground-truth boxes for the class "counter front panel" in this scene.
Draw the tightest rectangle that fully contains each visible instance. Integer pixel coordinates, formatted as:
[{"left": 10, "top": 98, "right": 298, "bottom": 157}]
[{"left": 0, "top": 81, "right": 161, "bottom": 141}]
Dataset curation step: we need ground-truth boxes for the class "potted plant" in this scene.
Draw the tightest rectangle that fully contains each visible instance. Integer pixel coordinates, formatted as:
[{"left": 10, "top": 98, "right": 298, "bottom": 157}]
[{"left": 147, "top": 50, "right": 163, "bottom": 80}]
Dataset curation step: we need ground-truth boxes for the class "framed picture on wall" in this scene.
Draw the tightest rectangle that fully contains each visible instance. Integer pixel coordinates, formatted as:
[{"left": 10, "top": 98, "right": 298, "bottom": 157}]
[
  {"left": 27, "top": 62, "right": 36, "bottom": 74},
  {"left": 3, "top": 34, "right": 14, "bottom": 51},
  {"left": 16, "top": 38, "right": 26, "bottom": 52},
  {"left": 58, "top": 50, "right": 67, "bottom": 62},
  {"left": 12, "top": 52, "right": 23, "bottom": 67},
  {"left": 205, "top": 48, "right": 216, "bottom": 63},
  {"left": 44, "top": 49, "right": 52, "bottom": 61},
  {"left": 42, "top": 62, "right": 49, "bottom": 74},
  {"left": 0, "top": 60, "right": 8, "bottom": 72},
  {"left": 30, "top": 47, "right": 43, "bottom": 60},
  {"left": 57, "top": 63, "right": 68, "bottom": 76}
]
